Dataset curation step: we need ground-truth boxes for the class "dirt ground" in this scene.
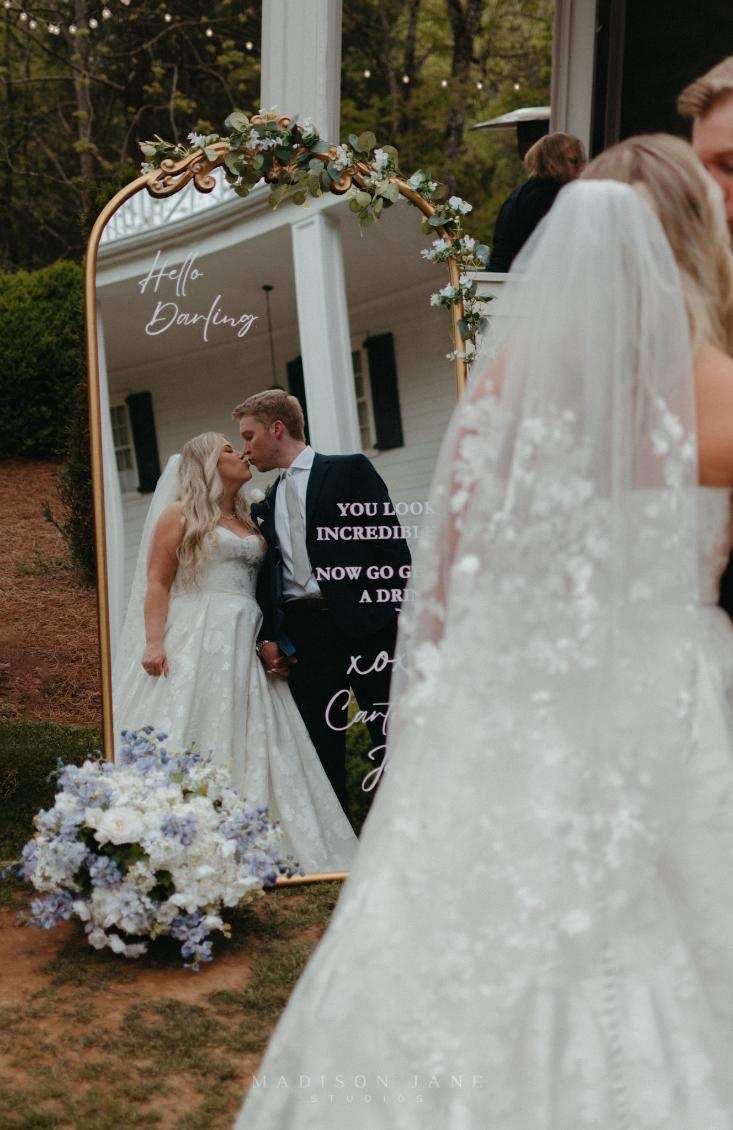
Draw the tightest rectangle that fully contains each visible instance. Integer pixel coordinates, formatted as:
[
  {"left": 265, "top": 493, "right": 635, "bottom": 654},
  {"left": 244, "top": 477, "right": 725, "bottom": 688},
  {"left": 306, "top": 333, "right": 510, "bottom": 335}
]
[
  {"left": 0, "top": 878, "right": 340, "bottom": 1128},
  {"left": 0, "top": 459, "right": 101, "bottom": 726}
]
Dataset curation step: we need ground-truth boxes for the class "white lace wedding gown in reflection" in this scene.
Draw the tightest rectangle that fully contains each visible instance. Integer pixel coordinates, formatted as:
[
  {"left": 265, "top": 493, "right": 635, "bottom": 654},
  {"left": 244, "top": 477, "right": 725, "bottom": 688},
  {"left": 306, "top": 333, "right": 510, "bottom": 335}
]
[
  {"left": 113, "top": 527, "right": 356, "bottom": 874},
  {"left": 234, "top": 182, "right": 733, "bottom": 1129}
]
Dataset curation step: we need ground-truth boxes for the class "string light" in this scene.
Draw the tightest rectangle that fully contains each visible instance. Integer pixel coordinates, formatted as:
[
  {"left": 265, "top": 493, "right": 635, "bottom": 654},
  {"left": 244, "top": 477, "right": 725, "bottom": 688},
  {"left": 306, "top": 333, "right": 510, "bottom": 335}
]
[
  {"left": 402, "top": 74, "right": 410, "bottom": 84},
  {"left": 164, "top": 12, "right": 172, "bottom": 21},
  {"left": 18, "top": 10, "right": 27, "bottom": 20},
  {"left": 441, "top": 79, "right": 448, "bottom": 88},
  {"left": 205, "top": 27, "right": 213, "bottom": 37},
  {"left": 363, "top": 68, "right": 371, "bottom": 78},
  {"left": 68, "top": 22, "right": 76, "bottom": 33},
  {"left": 513, "top": 81, "right": 520, "bottom": 90},
  {"left": 29, "top": 16, "right": 37, "bottom": 28},
  {"left": 245, "top": 40, "right": 253, "bottom": 50},
  {"left": 476, "top": 81, "right": 483, "bottom": 90},
  {"left": 88, "top": 16, "right": 98, "bottom": 28},
  {"left": 102, "top": 7, "right": 112, "bottom": 18}
]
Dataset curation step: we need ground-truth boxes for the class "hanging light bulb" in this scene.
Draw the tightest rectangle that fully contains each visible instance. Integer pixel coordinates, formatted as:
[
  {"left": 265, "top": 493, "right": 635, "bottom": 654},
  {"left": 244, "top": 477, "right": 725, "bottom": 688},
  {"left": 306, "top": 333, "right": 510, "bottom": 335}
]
[
  {"left": 245, "top": 40, "right": 253, "bottom": 50},
  {"left": 69, "top": 22, "right": 76, "bottom": 33},
  {"left": 164, "top": 11, "right": 172, "bottom": 20},
  {"left": 441, "top": 79, "right": 448, "bottom": 88},
  {"left": 19, "top": 10, "right": 28, "bottom": 20},
  {"left": 363, "top": 68, "right": 371, "bottom": 78},
  {"left": 513, "top": 81, "right": 520, "bottom": 91},
  {"left": 402, "top": 74, "right": 410, "bottom": 84},
  {"left": 29, "top": 16, "right": 36, "bottom": 27},
  {"left": 102, "top": 7, "right": 112, "bottom": 18},
  {"left": 205, "top": 27, "right": 213, "bottom": 37},
  {"left": 88, "top": 16, "right": 98, "bottom": 28},
  {"left": 476, "top": 81, "right": 483, "bottom": 90},
  {"left": 2, "top": 2, "right": 11, "bottom": 10}
]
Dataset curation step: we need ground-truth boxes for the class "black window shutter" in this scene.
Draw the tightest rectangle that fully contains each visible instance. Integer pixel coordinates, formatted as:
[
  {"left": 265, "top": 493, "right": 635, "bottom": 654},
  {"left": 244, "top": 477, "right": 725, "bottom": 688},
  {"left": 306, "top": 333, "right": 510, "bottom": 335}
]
[
  {"left": 364, "top": 332, "right": 404, "bottom": 450},
  {"left": 125, "top": 391, "right": 161, "bottom": 493},
  {"left": 286, "top": 356, "right": 311, "bottom": 444}
]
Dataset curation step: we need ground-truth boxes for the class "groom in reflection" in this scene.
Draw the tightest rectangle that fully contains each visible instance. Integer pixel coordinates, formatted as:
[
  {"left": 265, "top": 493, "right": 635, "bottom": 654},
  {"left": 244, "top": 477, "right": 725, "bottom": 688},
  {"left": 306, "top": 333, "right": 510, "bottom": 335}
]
[{"left": 234, "top": 389, "right": 411, "bottom": 818}]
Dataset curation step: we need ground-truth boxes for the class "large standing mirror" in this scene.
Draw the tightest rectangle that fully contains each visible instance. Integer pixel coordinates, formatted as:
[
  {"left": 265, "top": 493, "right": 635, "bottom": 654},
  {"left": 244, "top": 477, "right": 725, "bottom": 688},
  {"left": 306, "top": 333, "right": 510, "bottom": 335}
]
[{"left": 85, "top": 118, "right": 478, "bottom": 883}]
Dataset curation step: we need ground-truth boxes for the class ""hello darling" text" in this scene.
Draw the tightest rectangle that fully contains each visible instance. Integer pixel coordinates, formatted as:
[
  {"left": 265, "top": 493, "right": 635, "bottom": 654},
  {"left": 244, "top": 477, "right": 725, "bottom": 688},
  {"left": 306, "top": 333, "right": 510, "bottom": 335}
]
[{"left": 137, "top": 250, "right": 258, "bottom": 341}]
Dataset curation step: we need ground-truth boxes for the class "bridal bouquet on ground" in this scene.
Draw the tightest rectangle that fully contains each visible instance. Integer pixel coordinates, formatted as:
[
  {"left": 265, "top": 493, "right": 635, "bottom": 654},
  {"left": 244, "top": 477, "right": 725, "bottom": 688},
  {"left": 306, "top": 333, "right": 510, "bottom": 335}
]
[{"left": 10, "top": 728, "right": 301, "bottom": 968}]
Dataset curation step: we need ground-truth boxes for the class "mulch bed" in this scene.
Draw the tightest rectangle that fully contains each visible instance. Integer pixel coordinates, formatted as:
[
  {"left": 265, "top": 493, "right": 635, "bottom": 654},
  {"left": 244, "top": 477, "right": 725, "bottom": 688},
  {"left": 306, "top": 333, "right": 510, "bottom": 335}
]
[{"left": 0, "top": 459, "right": 101, "bottom": 726}]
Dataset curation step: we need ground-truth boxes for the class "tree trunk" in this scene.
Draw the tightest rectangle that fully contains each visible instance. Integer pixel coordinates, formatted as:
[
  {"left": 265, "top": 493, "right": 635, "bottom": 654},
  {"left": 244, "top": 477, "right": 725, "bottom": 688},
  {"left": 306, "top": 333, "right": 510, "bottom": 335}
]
[
  {"left": 444, "top": 0, "right": 483, "bottom": 191},
  {"left": 70, "top": 0, "right": 95, "bottom": 239}
]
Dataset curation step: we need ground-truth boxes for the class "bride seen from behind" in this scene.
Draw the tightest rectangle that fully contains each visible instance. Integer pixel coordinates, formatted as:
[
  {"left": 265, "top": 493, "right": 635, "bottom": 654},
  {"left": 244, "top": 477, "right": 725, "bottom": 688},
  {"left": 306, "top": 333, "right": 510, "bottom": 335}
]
[
  {"left": 235, "top": 138, "right": 733, "bottom": 1129},
  {"left": 112, "top": 431, "right": 357, "bottom": 875}
]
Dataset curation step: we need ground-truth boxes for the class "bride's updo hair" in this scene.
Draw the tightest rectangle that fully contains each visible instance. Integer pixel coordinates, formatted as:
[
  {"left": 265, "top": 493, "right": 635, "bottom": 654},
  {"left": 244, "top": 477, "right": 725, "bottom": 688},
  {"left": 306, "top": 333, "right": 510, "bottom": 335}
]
[
  {"left": 177, "top": 431, "right": 253, "bottom": 585},
  {"left": 582, "top": 133, "right": 733, "bottom": 355}
]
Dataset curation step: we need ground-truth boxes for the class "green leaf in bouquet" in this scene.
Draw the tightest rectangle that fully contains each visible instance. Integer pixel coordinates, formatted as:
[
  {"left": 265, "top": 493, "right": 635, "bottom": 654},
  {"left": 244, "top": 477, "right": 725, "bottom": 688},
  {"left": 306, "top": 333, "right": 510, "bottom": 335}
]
[
  {"left": 139, "top": 142, "right": 157, "bottom": 158},
  {"left": 355, "top": 189, "right": 372, "bottom": 209},
  {"left": 458, "top": 317, "right": 470, "bottom": 340},
  {"left": 203, "top": 145, "right": 220, "bottom": 162},
  {"left": 475, "top": 243, "right": 490, "bottom": 264},
  {"left": 348, "top": 198, "right": 362, "bottom": 213},
  {"left": 308, "top": 158, "right": 325, "bottom": 174},
  {"left": 348, "top": 133, "right": 361, "bottom": 151},
  {"left": 374, "top": 197, "right": 384, "bottom": 214},
  {"left": 357, "top": 130, "right": 377, "bottom": 153},
  {"left": 235, "top": 183, "right": 252, "bottom": 198},
  {"left": 291, "top": 190, "right": 308, "bottom": 205}
]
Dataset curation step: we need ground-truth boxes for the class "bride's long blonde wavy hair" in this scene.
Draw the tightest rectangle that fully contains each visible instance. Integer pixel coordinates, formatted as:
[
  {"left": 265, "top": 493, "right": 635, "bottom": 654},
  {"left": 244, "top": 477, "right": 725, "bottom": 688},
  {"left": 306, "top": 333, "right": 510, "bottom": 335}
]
[
  {"left": 177, "top": 431, "right": 256, "bottom": 586},
  {"left": 582, "top": 134, "right": 733, "bottom": 355}
]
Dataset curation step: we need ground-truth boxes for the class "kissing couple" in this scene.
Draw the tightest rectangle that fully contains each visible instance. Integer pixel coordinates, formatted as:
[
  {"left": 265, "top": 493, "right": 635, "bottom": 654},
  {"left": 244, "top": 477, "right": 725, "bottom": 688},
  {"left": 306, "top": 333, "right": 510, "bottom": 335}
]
[{"left": 112, "top": 388, "right": 411, "bottom": 873}]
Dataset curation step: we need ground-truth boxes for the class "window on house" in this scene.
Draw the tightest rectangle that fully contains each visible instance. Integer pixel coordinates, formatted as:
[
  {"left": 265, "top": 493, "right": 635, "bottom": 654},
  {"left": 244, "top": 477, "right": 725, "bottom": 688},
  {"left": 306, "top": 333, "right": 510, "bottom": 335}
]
[
  {"left": 110, "top": 402, "right": 138, "bottom": 493},
  {"left": 352, "top": 346, "right": 375, "bottom": 451}
]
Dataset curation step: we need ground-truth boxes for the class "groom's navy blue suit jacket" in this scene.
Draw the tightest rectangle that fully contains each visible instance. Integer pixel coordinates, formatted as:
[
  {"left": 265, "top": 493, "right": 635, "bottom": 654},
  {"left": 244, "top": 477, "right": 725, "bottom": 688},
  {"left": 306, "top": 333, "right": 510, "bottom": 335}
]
[{"left": 251, "top": 452, "right": 411, "bottom": 655}]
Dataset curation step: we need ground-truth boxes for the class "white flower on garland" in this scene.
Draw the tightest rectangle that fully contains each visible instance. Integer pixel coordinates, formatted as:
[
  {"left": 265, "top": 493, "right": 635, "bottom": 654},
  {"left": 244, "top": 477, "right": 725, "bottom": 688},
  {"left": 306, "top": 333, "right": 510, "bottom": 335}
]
[
  {"left": 448, "top": 195, "right": 473, "bottom": 214},
  {"left": 187, "top": 131, "right": 209, "bottom": 149},
  {"left": 460, "top": 235, "right": 476, "bottom": 253},
  {"left": 431, "top": 283, "right": 460, "bottom": 306},
  {"left": 11, "top": 729, "right": 301, "bottom": 969},
  {"left": 372, "top": 148, "right": 391, "bottom": 175},
  {"left": 421, "top": 237, "right": 451, "bottom": 262},
  {"left": 332, "top": 143, "right": 355, "bottom": 171}
]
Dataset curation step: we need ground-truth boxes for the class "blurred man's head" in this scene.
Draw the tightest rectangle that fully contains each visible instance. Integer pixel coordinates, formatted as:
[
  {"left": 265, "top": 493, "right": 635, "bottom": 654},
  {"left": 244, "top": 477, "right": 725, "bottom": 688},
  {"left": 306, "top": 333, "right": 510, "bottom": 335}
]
[{"left": 679, "top": 57, "right": 733, "bottom": 236}]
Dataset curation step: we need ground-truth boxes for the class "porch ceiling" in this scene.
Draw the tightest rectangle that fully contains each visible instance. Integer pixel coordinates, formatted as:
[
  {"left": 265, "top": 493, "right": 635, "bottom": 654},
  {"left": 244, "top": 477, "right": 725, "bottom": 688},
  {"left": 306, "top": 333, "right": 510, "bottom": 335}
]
[{"left": 97, "top": 199, "right": 440, "bottom": 375}]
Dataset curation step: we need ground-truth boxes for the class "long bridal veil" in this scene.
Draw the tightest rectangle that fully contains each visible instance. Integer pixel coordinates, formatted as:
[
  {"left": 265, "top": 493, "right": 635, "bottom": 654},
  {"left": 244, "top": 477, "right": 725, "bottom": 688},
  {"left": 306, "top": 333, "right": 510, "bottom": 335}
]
[
  {"left": 236, "top": 181, "right": 733, "bottom": 1128},
  {"left": 111, "top": 453, "right": 181, "bottom": 750}
]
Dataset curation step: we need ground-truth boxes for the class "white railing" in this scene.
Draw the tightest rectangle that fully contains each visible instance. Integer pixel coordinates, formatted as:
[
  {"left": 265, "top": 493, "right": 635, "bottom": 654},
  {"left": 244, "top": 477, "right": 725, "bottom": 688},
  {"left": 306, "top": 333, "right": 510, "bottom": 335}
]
[{"left": 100, "top": 169, "right": 242, "bottom": 246}]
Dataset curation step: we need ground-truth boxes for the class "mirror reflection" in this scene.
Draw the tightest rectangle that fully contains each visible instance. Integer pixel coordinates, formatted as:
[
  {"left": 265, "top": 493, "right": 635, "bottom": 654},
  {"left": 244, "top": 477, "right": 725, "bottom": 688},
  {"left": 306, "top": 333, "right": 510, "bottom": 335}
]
[{"left": 95, "top": 175, "right": 457, "bottom": 866}]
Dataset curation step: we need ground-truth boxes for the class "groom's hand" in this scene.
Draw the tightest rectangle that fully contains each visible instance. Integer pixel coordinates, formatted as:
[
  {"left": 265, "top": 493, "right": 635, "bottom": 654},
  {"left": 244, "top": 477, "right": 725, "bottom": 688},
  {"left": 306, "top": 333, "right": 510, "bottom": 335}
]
[{"left": 258, "top": 641, "right": 293, "bottom": 678}]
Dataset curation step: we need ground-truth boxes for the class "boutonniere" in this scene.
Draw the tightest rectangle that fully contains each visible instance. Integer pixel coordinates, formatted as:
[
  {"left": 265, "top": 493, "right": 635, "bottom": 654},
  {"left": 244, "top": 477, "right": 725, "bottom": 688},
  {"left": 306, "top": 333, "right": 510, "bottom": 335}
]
[{"left": 247, "top": 487, "right": 266, "bottom": 504}]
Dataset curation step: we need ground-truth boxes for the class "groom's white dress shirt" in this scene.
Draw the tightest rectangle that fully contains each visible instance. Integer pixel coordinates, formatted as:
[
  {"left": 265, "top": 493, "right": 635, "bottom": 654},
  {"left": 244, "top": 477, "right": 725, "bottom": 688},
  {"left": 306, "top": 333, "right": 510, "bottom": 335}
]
[{"left": 274, "top": 445, "right": 323, "bottom": 601}]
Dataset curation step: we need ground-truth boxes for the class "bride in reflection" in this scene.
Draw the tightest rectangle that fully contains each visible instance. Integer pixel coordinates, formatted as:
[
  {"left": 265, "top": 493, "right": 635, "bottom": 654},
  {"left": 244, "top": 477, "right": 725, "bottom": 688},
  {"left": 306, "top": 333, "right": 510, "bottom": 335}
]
[
  {"left": 235, "top": 138, "right": 733, "bottom": 1127},
  {"left": 112, "top": 431, "right": 357, "bottom": 874}
]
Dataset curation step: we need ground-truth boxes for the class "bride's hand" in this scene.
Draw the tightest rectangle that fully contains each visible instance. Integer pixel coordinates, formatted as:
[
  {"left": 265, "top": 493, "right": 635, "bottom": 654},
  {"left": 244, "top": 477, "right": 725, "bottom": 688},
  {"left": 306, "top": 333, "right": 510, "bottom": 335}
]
[{"left": 142, "top": 644, "right": 169, "bottom": 677}]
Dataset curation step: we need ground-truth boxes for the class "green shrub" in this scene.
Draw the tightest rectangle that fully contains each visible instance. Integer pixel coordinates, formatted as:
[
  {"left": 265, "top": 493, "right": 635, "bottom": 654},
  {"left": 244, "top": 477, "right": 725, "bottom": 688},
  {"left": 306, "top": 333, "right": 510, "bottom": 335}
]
[
  {"left": 44, "top": 380, "right": 96, "bottom": 586},
  {"left": 0, "top": 260, "right": 85, "bottom": 459},
  {"left": 0, "top": 720, "right": 101, "bottom": 862}
]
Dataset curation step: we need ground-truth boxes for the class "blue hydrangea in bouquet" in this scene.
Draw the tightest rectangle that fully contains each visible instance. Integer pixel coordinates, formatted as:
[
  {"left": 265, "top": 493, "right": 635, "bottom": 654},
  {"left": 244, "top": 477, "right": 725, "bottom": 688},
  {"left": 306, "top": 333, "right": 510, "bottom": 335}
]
[{"left": 8, "top": 728, "right": 302, "bottom": 969}]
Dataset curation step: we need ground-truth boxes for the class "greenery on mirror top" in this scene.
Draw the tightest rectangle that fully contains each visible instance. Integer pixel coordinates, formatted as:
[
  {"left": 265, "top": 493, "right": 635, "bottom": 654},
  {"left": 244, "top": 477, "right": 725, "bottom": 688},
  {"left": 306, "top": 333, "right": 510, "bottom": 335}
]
[{"left": 141, "top": 110, "right": 490, "bottom": 362}]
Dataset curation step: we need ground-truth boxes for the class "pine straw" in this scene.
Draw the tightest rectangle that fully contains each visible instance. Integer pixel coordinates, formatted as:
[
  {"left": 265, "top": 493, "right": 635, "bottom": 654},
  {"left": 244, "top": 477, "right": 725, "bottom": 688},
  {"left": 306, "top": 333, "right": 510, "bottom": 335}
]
[{"left": 0, "top": 459, "right": 101, "bottom": 726}]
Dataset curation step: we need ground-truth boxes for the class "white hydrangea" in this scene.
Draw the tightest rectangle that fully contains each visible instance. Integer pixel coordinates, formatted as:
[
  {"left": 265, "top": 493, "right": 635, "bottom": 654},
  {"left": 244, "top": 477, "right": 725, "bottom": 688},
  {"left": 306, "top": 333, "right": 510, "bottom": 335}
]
[{"left": 332, "top": 143, "right": 355, "bottom": 171}]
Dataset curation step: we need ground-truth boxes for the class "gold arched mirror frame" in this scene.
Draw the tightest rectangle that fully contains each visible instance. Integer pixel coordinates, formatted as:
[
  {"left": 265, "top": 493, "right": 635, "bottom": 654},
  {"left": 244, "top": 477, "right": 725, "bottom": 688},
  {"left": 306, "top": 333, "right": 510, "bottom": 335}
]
[{"left": 84, "top": 113, "right": 479, "bottom": 885}]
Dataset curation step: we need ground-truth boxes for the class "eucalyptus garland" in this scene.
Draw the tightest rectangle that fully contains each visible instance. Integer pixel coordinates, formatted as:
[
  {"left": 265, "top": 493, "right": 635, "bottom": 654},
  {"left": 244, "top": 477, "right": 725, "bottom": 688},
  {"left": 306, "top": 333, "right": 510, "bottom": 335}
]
[{"left": 140, "top": 110, "right": 490, "bottom": 365}]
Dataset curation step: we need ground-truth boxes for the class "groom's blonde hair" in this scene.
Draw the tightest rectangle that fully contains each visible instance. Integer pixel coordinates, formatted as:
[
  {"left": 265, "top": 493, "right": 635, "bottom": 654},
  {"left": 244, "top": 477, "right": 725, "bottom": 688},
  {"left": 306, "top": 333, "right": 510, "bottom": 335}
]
[{"left": 232, "top": 389, "right": 306, "bottom": 442}]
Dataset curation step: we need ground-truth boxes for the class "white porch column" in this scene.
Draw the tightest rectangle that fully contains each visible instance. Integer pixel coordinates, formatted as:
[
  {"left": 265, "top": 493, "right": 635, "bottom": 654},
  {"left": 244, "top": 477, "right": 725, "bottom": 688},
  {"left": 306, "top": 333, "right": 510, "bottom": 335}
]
[
  {"left": 97, "top": 310, "right": 125, "bottom": 663},
  {"left": 260, "top": 0, "right": 342, "bottom": 144},
  {"left": 291, "top": 211, "right": 361, "bottom": 454},
  {"left": 550, "top": 0, "right": 598, "bottom": 154},
  {"left": 261, "top": 0, "right": 359, "bottom": 454}
]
